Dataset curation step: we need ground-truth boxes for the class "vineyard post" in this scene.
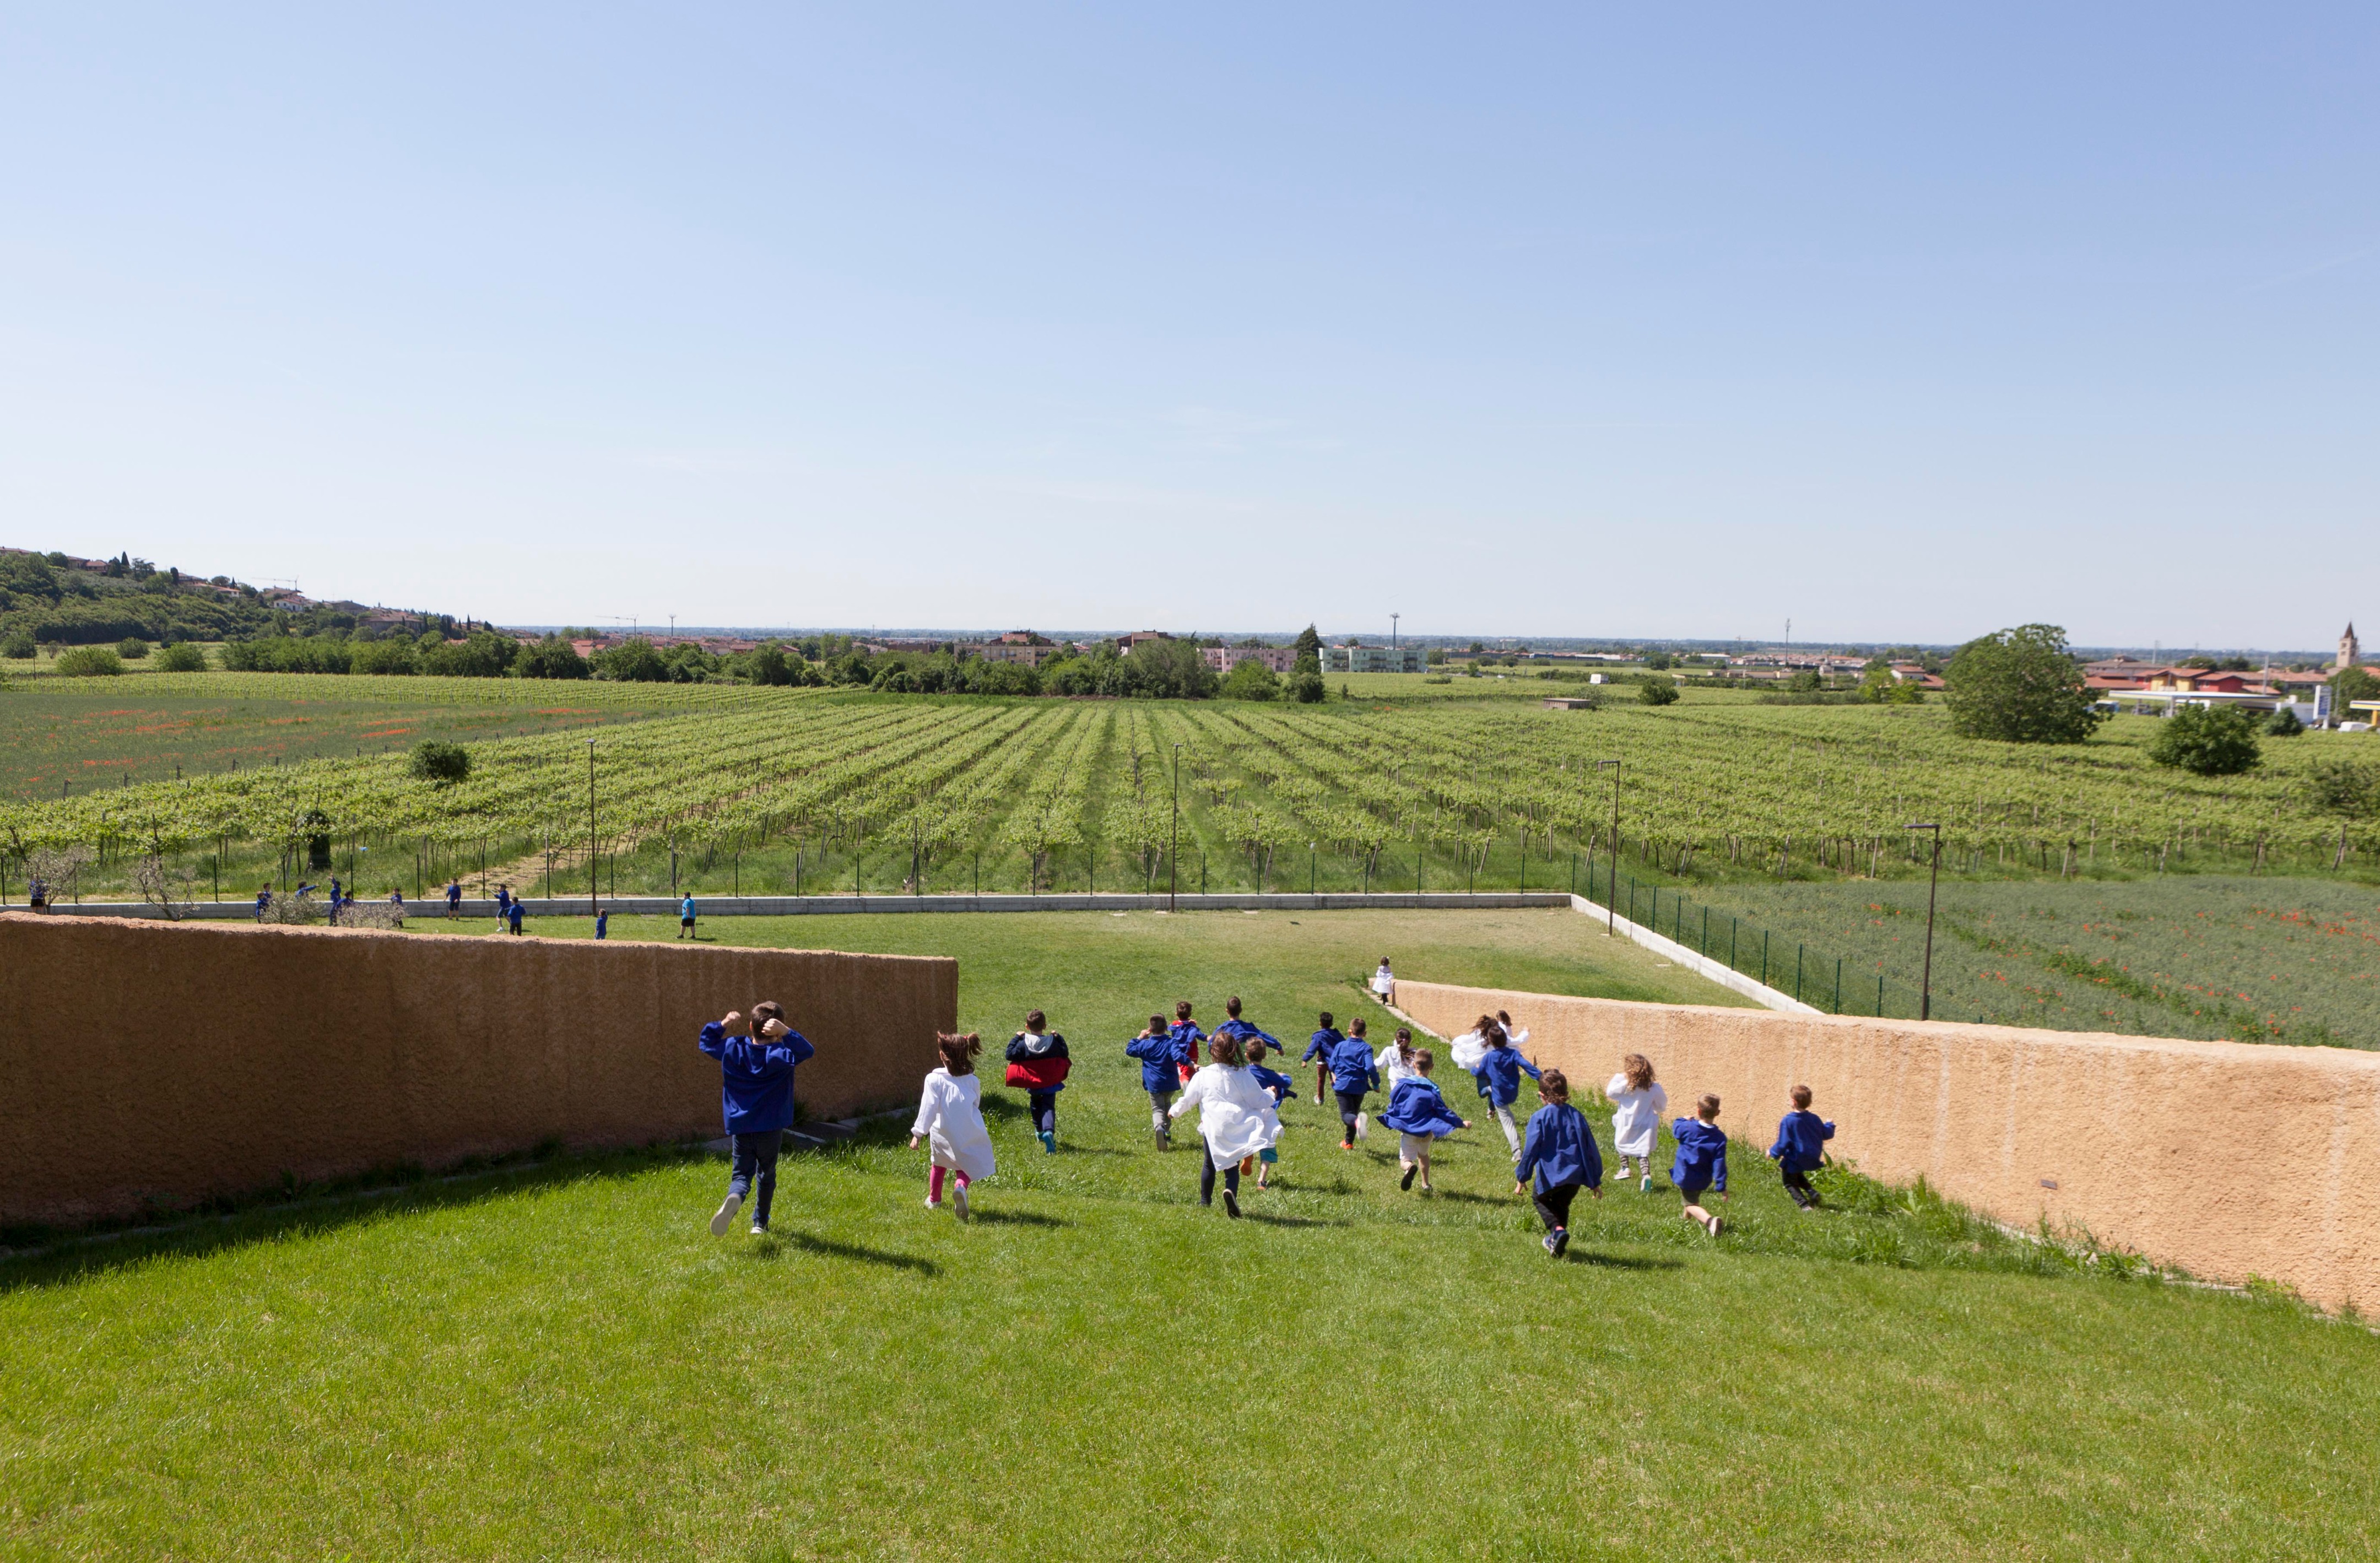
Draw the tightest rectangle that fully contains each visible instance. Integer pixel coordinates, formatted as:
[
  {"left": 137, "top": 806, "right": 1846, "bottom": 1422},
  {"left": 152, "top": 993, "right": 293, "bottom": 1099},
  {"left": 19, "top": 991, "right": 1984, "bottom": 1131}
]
[
  {"left": 1905, "top": 821, "right": 1942, "bottom": 1021},
  {"left": 1594, "top": 760, "right": 1620, "bottom": 934},
  {"left": 1168, "top": 744, "right": 1180, "bottom": 914}
]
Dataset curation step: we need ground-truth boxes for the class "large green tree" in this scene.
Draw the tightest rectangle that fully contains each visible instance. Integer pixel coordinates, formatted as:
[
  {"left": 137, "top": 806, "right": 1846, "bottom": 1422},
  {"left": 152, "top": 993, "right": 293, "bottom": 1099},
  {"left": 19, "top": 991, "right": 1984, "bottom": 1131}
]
[
  {"left": 1943, "top": 624, "right": 2103, "bottom": 743},
  {"left": 1289, "top": 623, "right": 1325, "bottom": 703},
  {"left": 2146, "top": 704, "right": 2262, "bottom": 777}
]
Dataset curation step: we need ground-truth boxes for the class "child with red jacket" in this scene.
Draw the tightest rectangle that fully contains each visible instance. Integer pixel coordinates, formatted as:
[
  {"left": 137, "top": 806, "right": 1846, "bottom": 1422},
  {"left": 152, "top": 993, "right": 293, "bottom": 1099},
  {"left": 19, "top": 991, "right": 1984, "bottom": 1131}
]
[{"left": 1003, "top": 1008, "right": 1071, "bottom": 1154}]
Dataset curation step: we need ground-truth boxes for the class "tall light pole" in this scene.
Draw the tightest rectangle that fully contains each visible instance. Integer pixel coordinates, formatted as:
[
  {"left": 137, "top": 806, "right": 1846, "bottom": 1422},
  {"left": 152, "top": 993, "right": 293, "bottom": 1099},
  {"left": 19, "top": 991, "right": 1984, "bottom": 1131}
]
[
  {"left": 1905, "top": 821, "right": 1942, "bottom": 1020},
  {"left": 1391, "top": 613, "right": 1399, "bottom": 648},
  {"left": 1595, "top": 760, "right": 1620, "bottom": 934},
  {"left": 1169, "top": 743, "right": 1181, "bottom": 913},
  {"left": 587, "top": 739, "right": 599, "bottom": 916}
]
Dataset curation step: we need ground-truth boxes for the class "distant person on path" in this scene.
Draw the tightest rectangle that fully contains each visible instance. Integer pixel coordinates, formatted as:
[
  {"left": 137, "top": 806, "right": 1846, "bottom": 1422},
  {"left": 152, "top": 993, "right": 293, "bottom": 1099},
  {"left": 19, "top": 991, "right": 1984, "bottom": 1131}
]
[
  {"left": 506, "top": 898, "right": 525, "bottom": 935},
  {"left": 1767, "top": 1085, "right": 1835, "bottom": 1210},
  {"left": 1243, "top": 1039, "right": 1293, "bottom": 1188},
  {"left": 1472, "top": 1027, "right": 1543, "bottom": 1157},
  {"left": 1167, "top": 1031, "right": 1281, "bottom": 1219},
  {"left": 1381, "top": 1048, "right": 1468, "bottom": 1193},
  {"left": 1126, "top": 1013, "right": 1184, "bottom": 1150},
  {"left": 1302, "top": 1010, "right": 1346, "bottom": 1106},
  {"left": 445, "top": 879, "right": 462, "bottom": 918},
  {"left": 594, "top": 907, "right": 609, "bottom": 939},
  {"left": 495, "top": 884, "right": 512, "bottom": 919},
  {"left": 1376, "top": 1025, "right": 1422, "bottom": 1091},
  {"left": 1513, "top": 1069, "right": 1602, "bottom": 1259},
  {"left": 1003, "top": 1009, "right": 1070, "bottom": 1154},
  {"left": 255, "top": 885, "right": 271, "bottom": 922},
  {"left": 1167, "top": 1001, "right": 1205, "bottom": 1088},
  {"left": 1606, "top": 1053, "right": 1668, "bottom": 1191},
  {"left": 1371, "top": 958, "right": 1395, "bottom": 1005},
  {"left": 1671, "top": 1095, "right": 1729, "bottom": 1237},
  {"left": 912, "top": 1031, "right": 994, "bottom": 1220},
  {"left": 679, "top": 893, "right": 697, "bottom": 939},
  {"left": 28, "top": 874, "right": 47, "bottom": 911},
  {"left": 1327, "top": 1022, "right": 1382, "bottom": 1149},
  {"left": 699, "top": 1002, "right": 815, "bottom": 1237}
]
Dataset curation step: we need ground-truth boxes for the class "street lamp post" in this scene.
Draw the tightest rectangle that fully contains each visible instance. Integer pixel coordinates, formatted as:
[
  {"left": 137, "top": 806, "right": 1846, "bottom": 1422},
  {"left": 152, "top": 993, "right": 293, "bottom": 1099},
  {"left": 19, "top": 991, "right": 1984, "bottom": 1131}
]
[
  {"left": 1595, "top": 760, "right": 1620, "bottom": 935},
  {"left": 1905, "top": 821, "right": 1943, "bottom": 1020},
  {"left": 1169, "top": 743, "right": 1181, "bottom": 913}
]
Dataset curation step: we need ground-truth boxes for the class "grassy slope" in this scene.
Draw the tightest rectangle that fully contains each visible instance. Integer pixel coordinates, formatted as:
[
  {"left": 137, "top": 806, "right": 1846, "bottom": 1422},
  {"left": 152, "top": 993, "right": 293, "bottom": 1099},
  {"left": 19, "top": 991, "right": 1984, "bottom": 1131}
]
[{"left": 5, "top": 911, "right": 2376, "bottom": 1561}]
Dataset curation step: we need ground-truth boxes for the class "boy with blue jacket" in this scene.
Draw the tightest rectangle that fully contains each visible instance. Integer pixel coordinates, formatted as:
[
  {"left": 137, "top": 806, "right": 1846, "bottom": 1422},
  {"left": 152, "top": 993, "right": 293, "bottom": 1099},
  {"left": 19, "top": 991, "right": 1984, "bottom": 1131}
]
[
  {"left": 1126, "top": 1013, "right": 1186, "bottom": 1150},
  {"left": 699, "top": 1001, "right": 816, "bottom": 1237},
  {"left": 1302, "top": 1012, "right": 1345, "bottom": 1106},
  {"left": 1167, "top": 1001, "right": 1207, "bottom": 1089},
  {"left": 1513, "top": 1068, "right": 1602, "bottom": 1258},
  {"left": 1327, "top": 1026, "right": 1382, "bottom": 1149},
  {"left": 1381, "top": 1049, "right": 1469, "bottom": 1192},
  {"left": 1671, "top": 1095, "right": 1729, "bottom": 1237},
  {"left": 1767, "top": 1085, "right": 1835, "bottom": 1209},
  {"left": 1471, "top": 1031, "right": 1543, "bottom": 1158}
]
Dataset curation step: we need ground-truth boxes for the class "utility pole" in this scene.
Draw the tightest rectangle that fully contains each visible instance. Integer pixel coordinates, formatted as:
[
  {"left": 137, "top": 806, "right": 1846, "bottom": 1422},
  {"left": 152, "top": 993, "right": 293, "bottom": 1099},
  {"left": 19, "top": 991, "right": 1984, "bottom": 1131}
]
[
  {"left": 588, "top": 739, "right": 599, "bottom": 916},
  {"left": 1906, "top": 821, "right": 1942, "bottom": 1020},
  {"left": 1169, "top": 743, "right": 1181, "bottom": 913},
  {"left": 1595, "top": 760, "right": 1620, "bottom": 934},
  {"left": 1391, "top": 613, "right": 1399, "bottom": 648}
]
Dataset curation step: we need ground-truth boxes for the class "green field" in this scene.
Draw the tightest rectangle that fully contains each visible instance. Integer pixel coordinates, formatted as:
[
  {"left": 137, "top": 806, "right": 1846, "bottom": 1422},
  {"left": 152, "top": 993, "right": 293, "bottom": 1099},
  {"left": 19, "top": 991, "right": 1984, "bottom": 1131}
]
[{"left": 6, "top": 910, "right": 2372, "bottom": 1560}]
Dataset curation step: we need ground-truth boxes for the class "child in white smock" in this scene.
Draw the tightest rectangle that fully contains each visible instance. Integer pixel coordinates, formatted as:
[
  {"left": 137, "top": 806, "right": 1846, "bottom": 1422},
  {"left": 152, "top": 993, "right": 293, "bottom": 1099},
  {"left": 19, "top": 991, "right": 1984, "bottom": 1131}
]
[
  {"left": 911, "top": 1031, "right": 997, "bottom": 1220},
  {"left": 1168, "top": 1032, "right": 1283, "bottom": 1219},
  {"left": 1606, "top": 1051, "right": 1668, "bottom": 1191}
]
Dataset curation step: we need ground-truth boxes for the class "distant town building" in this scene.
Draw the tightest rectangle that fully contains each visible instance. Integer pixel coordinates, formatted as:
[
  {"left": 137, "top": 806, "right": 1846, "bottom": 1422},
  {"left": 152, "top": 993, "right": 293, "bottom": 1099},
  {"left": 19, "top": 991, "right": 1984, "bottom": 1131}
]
[
  {"left": 1202, "top": 645, "right": 1299, "bottom": 674},
  {"left": 1115, "top": 630, "right": 1175, "bottom": 652},
  {"left": 2341, "top": 623, "right": 2361, "bottom": 671},
  {"left": 1318, "top": 644, "right": 1425, "bottom": 674}
]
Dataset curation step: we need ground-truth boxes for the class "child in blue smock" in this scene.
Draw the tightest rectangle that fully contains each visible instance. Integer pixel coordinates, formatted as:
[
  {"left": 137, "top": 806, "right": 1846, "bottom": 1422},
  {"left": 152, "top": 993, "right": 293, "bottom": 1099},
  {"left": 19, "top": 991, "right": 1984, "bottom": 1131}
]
[
  {"left": 1513, "top": 1069, "right": 1603, "bottom": 1258},
  {"left": 698, "top": 1002, "right": 816, "bottom": 1236},
  {"left": 1167, "top": 1001, "right": 1206, "bottom": 1090},
  {"left": 1472, "top": 1029, "right": 1543, "bottom": 1158},
  {"left": 1767, "top": 1084, "right": 1835, "bottom": 1209},
  {"left": 1327, "top": 1026, "right": 1382, "bottom": 1149},
  {"left": 1302, "top": 1011, "right": 1345, "bottom": 1107},
  {"left": 1126, "top": 1014, "right": 1184, "bottom": 1150},
  {"left": 1671, "top": 1094, "right": 1729, "bottom": 1237},
  {"left": 1380, "top": 1048, "right": 1469, "bottom": 1192},
  {"left": 1245, "top": 1039, "right": 1294, "bottom": 1188},
  {"left": 1213, "top": 996, "right": 1278, "bottom": 1059}
]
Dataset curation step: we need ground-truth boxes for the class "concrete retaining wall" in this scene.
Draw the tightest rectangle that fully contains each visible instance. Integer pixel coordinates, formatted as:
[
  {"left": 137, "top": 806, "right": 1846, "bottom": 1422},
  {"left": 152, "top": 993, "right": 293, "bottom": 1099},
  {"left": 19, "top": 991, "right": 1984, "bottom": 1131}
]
[
  {"left": 1396, "top": 978, "right": 2380, "bottom": 1312},
  {"left": 0, "top": 912, "right": 954, "bottom": 1230},
  {"left": 17, "top": 891, "right": 1579, "bottom": 920}
]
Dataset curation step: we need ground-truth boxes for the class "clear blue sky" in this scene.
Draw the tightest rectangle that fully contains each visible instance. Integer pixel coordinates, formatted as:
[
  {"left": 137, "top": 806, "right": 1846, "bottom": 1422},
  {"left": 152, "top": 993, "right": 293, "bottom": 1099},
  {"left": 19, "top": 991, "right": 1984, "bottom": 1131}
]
[{"left": 2, "top": 5, "right": 2372, "bottom": 648}]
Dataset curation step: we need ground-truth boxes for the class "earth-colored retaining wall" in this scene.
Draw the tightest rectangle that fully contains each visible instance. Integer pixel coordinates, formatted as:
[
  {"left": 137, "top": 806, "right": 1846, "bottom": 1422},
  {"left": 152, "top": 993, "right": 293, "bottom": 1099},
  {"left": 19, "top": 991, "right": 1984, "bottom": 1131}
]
[
  {"left": 0, "top": 913, "right": 954, "bottom": 1229},
  {"left": 1397, "top": 979, "right": 2380, "bottom": 1313}
]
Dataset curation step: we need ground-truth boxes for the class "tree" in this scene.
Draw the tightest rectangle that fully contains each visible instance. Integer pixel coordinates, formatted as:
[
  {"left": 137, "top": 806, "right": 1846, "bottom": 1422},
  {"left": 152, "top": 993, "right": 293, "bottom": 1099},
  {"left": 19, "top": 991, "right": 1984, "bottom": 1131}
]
[
  {"left": 408, "top": 740, "right": 473, "bottom": 786},
  {"left": 1859, "top": 660, "right": 1921, "bottom": 704},
  {"left": 1219, "top": 657, "right": 1280, "bottom": 701},
  {"left": 2267, "top": 706, "right": 2304, "bottom": 737},
  {"left": 1289, "top": 624, "right": 1326, "bottom": 703},
  {"left": 1121, "top": 636, "right": 1218, "bottom": 699},
  {"left": 1642, "top": 650, "right": 1673, "bottom": 670},
  {"left": 2334, "top": 666, "right": 2380, "bottom": 712},
  {"left": 1638, "top": 674, "right": 1680, "bottom": 706},
  {"left": 55, "top": 645, "right": 122, "bottom": 677},
  {"left": 1943, "top": 624, "right": 2104, "bottom": 744},
  {"left": 1, "top": 629, "right": 36, "bottom": 658},
  {"left": 2307, "top": 757, "right": 2378, "bottom": 817},
  {"left": 593, "top": 637, "right": 668, "bottom": 682},
  {"left": 116, "top": 636, "right": 150, "bottom": 659},
  {"left": 2146, "top": 705, "right": 2262, "bottom": 777},
  {"left": 155, "top": 642, "right": 208, "bottom": 672}
]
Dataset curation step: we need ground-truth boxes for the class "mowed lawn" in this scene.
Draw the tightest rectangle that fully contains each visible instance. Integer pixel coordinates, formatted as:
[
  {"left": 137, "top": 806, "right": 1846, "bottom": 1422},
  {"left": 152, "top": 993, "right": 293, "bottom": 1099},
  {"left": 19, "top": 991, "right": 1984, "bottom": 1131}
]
[{"left": 4, "top": 911, "right": 2375, "bottom": 1561}]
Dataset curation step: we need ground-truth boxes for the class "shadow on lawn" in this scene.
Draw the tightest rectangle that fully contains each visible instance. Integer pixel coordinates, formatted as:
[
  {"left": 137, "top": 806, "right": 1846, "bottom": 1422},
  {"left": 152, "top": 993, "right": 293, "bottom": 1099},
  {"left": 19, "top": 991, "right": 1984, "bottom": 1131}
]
[
  {"left": 0, "top": 1142, "right": 711, "bottom": 1296},
  {"left": 1565, "top": 1250, "right": 1686, "bottom": 1271},
  {"left": 754, "top": 1232, "right": 940, "bottom": 1275},
  {"left": 967, "top": 1209, "right": 1069, "bottom": 1228}
]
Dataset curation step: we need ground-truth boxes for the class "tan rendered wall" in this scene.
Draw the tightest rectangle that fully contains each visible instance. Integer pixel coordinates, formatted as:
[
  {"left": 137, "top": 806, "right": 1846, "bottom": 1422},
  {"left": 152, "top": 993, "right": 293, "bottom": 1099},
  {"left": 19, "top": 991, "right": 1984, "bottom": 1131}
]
[
  {"left": 0, "top": 913, "right": 953, "bottom": 1228},
  {"left": 1397, "top": 980, "right": 2380, "bottom": 1313}
]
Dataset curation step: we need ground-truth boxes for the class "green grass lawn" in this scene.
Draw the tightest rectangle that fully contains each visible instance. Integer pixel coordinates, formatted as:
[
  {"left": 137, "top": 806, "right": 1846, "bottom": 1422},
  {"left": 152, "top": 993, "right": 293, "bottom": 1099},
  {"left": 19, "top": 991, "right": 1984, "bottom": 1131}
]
[{"left": 5, "top": 912, "right": 2376, "bottom": 1560}]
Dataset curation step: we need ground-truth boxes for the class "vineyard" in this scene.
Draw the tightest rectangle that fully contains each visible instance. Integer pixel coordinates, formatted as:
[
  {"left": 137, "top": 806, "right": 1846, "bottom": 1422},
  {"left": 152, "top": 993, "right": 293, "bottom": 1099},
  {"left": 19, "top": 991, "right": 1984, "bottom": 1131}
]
[{"left": 6, "top": 673, "right": 2380, "bottom": 904}]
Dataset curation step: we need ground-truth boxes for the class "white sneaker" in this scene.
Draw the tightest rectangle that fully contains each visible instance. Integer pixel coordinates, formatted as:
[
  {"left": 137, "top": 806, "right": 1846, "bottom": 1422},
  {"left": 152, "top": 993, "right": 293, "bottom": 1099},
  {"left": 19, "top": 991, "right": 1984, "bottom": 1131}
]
[
  {"left": 709, "top": 1192, "right": 743, "bottom": 1236},
  {"left": 1707, "top": 1214, "right": 1724, "bottom": 1237},
  {"left": 953, "top": 1182, "right": 971, "bottom": 1221},
  {"left": 923, "top": 1197, "right": 942, "bottom": 1210},
  {"left": 749, "top": 1224, "right": 767, "bottom": 1237},
  {"left": 1354, "top": 1112, "right": 1369, "bottom": 1140}
]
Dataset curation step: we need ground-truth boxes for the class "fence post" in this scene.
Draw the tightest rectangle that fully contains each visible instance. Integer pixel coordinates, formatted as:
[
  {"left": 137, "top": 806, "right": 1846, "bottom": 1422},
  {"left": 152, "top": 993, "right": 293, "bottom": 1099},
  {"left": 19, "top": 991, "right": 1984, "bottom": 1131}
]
[
  {"left": 1795, "top": 944, "right": 1803, "bottom": 1003},
  {"left": 1877, "top": 974, "right": 1885, "bottom": 1016},
  {"left": 1761, "top": 930, "right": 1769, "bottom": 987},
  {"left": 1834, "top": 958, "right": 1841, "bottom": 1014}
]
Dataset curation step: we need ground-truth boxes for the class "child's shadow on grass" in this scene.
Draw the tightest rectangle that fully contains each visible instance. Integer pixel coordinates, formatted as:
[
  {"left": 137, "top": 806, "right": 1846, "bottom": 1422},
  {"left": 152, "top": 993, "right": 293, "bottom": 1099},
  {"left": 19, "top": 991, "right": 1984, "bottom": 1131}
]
[
  {"left": 1566, "top": 1251, "right": 1685, "bottom": 1272},
  {"left": 969, "top": 1209, "right": 1069, "bottom": 1229},
  {"left": 1242, "top": 1213, "right": 1350, "bottom": 1229},
  {"left": 754, "top": 1232, "right": 940, "bottom": 1275},
  {"left": 1419, "top": 1189, "right": 1502, "bottom": 1207}
]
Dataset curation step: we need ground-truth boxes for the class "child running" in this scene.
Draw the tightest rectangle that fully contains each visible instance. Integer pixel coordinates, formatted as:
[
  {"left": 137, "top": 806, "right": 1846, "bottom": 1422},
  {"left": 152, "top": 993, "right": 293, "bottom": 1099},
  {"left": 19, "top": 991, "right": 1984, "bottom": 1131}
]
[
  {"left": 1606, "top": 1052, "right": 1669, "bottom": 1191},
  {"left": 1244, "top": 1039, "right": 1293, "bottom": 1188},
  {"left": 1327, "top": 1023, "right": 1382, "bottom": 1149},
  {"left": 1767, "top": 1085, "right": 1836, "bottom": 1209},
  {"left": 1371, "top": 957, "right": 1395, "bottom": 1005},
  {"left": 1168, "top": 1001, "right": 1206, "bottom": 1090},
  {"left": 1302, "top": 1010, "right": 1346, "bottom": 1106},
  {"left": 697, "top": 1002, "right": 816, "bottom": 1237},
  {"left": 1376, "top": 1025, "right": 1422, "bottom": 1090},
  {"left": 911, "top": 1032, "right": 995, "bottom": 1220},
  {"left": 1213, "top": 996, "right": 1278, "bottom": 1060},
  {"left": 1003, "top": 1008, "right": 1070, "bottom": 1153},
  {"left": 1380, "top": 1048, "right": 1469, "bottom": 1192},
  {"left": 1513, "top": 1069, "right": 1603, "bottom": 1258},
  {"left": 1168, "top": 1032, "right": 1282, "bottom": 1218},
  {"left": 1126, "top": 1014, "right": 1184, "bottom": 1150},
  {"left": 1672, "top": 1094, "right": 1729, "bottom": 1236},
  {"left": 1473, "top": 1026, "right": 1542, "bottom": 1157}
]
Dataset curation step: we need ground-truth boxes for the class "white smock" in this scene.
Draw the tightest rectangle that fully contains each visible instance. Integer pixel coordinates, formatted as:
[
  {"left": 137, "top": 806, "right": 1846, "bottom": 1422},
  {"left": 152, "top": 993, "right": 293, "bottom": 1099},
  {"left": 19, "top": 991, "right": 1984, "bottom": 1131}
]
[
  {"left": 1371, "top": 965, "right": 1395, "bottom": 997},
  {"left": 1605, "top": 1075, "right": 1669, "bottom": 1159},
  {"left": 1169, "top": 1063, "right": 1283, "bottom": 1164},
  {"left": 912, "top": 1067, "right": 997, "bottom": 1180},
  {"left": 1449, "top": 1029, "right": 1490, "bottom": 1073},
  {"left": 1377, "top": 1042, "right": 1422, "bottom": 1089}
]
